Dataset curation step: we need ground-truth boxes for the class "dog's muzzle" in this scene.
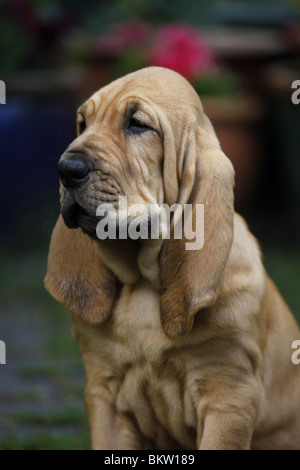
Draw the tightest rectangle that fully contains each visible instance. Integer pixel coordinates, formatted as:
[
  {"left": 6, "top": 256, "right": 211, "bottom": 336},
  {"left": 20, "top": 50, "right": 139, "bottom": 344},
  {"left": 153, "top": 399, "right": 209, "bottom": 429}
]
[
  {"left": 58, "top": 152, "right": 101, "bottom": 237},
  {"left": 58, "top": 153, "right": 91, "bottom": 189}
]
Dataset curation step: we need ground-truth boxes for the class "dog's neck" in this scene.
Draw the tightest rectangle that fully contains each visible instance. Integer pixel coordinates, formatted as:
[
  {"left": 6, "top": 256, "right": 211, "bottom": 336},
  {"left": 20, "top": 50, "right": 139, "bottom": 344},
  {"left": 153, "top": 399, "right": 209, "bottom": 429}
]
[{"left": 93, "top": 238, "right": 162, "bottom": 289}]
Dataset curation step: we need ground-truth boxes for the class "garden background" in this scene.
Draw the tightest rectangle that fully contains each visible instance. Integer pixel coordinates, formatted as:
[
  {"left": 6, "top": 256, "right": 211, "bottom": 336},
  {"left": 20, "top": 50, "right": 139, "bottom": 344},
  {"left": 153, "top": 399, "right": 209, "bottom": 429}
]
[{"left": 0, "top": 0, "right": 299, "bottom": 449}]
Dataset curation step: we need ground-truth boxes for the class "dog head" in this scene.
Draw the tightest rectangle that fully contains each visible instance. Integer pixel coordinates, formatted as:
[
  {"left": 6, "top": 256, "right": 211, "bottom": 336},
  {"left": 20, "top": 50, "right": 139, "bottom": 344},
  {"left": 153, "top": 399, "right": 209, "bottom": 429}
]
[{"left": 46, "top": 67, "right": 235, "bottom": 338}]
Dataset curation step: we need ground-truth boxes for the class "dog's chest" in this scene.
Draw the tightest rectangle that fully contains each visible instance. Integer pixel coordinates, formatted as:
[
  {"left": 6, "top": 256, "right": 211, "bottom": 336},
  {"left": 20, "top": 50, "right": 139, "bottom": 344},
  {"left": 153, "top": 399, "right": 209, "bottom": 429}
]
[{"left": 101, "top": 280, "right": 198, "bottom": 447}]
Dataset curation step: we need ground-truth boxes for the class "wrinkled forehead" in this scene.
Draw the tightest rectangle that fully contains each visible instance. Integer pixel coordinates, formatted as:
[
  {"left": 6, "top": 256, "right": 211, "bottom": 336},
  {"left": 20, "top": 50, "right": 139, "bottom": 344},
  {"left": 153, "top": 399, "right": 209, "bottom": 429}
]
[{"left": 79, "top": 67, "right": 203, "bottom": 121}]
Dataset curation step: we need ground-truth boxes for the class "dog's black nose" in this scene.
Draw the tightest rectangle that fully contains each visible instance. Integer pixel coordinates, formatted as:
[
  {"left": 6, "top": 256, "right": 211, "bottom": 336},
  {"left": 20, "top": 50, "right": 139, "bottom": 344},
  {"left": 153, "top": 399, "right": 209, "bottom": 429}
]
[{"left": 58, "top": 157, "right": 91, "bottom": 189}]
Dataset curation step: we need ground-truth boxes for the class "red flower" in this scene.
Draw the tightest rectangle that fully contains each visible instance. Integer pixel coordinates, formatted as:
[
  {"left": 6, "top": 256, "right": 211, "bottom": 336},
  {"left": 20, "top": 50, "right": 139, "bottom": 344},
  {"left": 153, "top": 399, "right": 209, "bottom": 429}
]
[
  {"left": 94, "top": 21, "right": 149, "bottom": 57},
  {"left": 148, "top": 24, "right": 215, "bottom": 81}
]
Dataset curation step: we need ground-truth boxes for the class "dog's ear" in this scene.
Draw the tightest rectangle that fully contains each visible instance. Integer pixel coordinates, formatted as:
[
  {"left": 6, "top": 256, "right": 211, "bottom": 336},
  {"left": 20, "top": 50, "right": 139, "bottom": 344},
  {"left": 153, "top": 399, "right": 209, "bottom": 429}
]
[
  {"left": 44, "top": 215, "right": 116, "bottom": 324},
  {"left": 160, "top": 113, "right": 235, "bottom": 338}
]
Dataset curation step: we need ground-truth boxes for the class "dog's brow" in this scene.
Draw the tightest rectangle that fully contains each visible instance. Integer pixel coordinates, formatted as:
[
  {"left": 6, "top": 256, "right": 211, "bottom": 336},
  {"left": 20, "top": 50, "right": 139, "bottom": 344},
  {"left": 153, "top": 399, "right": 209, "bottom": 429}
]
[
  {"left": 127, "top": 101, "right": 139, "bottom": 117},
  {"left": 123, "top": 101, "right": 139, "bottom": 129},
  {"left": 77, "top": 105, "right": 85, "bottom": 118},
  {"left": 86, "top": 99, "right": 96, "bottom": 117},
  {"left": 78, "top": 100, "right": 96, "bottom": 120}
]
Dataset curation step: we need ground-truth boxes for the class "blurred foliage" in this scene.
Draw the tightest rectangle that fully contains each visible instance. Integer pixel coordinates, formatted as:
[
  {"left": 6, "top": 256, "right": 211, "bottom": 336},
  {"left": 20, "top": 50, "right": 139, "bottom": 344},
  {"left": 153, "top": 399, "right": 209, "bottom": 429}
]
[
  {"left": 1, "top": 0, "right": 298, "bottom": 72},
  {"left": 0, "top": 16, "right": 34, "bottom": 71},
  {"left": 194, "top": 71, "right": 242, "bottom": 98},
  {"left": 77, "top": 21, "right": 244, "bottom": 98}
]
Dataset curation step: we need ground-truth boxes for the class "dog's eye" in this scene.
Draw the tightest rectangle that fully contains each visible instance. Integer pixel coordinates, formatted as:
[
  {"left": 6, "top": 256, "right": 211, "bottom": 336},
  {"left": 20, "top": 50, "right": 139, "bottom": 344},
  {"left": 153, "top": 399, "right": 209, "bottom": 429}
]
[
  {"left": 126, "top": 117, "right": 152, "bottom": 135},
  {"left": 78, "top": 118, "right": 86, "bottom": 135}
]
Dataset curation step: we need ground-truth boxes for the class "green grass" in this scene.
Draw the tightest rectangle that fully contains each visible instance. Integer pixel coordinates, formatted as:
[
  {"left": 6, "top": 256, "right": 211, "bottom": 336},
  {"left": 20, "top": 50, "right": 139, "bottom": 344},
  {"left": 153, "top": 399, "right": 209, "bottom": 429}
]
[
  {"left": 12, "top": 408, "right": 86, "bottom": 426},
  {"left": 17, "top": 390, "right": 45, "bottom": 401},
  {"left": 0, "top": 430, "right": 90, "bottom": 450},
  {"left": 17, "top": 364, "right": 66, "bottom": 379},
  {"left": 262, "top": 247, "right": 300, "bottom": 324},
  {"left": 0, "top": 248, "right": 90, "bottom": 450}
]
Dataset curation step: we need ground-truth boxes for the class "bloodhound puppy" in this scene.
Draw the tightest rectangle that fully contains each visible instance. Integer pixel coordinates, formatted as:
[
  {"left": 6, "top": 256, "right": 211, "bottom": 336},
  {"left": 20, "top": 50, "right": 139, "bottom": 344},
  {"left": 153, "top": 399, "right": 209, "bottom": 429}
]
[{"left": 45, "top": 67, "right": 300, "bottom": 450}]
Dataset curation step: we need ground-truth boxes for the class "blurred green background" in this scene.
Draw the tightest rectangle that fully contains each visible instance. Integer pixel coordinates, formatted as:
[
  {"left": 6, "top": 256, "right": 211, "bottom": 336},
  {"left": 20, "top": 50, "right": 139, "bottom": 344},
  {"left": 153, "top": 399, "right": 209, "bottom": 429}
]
[{"left": 0, "top": 0, "right": 299, "bottom": 450}]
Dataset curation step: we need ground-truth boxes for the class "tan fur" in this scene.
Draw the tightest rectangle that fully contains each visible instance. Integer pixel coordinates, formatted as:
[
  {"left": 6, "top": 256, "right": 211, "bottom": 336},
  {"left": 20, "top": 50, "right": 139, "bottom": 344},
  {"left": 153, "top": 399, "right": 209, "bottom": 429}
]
[{"left": 45, "top": 67, "right": 300, "bottom": 450}]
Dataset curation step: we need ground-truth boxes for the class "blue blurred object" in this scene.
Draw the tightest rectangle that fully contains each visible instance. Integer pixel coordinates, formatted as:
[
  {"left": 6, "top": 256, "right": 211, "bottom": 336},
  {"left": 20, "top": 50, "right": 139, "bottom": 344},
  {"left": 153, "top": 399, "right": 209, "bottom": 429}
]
[{"left": 0, "top": 97, "right": 76, "bottom": 243}]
